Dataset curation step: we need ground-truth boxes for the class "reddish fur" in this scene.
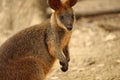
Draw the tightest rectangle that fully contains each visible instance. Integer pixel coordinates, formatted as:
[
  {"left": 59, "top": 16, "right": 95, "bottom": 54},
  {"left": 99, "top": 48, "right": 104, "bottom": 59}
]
[
  {"left": 65, "top": 0, "right": 78, "bottom": 7},
  {"left": 48, "top": 0, "right": 62, "bottom": 10}
]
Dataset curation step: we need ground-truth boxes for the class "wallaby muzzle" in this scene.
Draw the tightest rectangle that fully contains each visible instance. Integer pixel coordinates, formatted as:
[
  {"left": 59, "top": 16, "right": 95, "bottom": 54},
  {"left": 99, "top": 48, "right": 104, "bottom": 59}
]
[{"left": 67, "top": 24, "right": 73, "bottom": 31}]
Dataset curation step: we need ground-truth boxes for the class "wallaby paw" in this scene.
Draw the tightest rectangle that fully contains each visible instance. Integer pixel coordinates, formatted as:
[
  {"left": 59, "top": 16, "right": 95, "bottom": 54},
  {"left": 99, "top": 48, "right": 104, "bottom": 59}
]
[{"left": 60, "top": 61, "right": 68, "bottom": 72}]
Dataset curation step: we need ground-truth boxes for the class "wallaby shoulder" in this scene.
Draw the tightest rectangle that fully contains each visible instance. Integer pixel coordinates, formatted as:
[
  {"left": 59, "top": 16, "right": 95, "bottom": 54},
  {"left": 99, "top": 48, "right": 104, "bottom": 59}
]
[{"left": 0, "top": 20, "right": 52, "bottom": 64}]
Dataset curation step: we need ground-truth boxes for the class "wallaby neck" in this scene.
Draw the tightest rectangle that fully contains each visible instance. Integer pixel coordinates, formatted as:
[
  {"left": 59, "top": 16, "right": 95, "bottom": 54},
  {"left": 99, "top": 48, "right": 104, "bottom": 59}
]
[
  {"left": 50, "top": 12, "right": 72, "bottom": 50},
  {"left": 50, "top": 13, "right": 57, "bottom": 28}
]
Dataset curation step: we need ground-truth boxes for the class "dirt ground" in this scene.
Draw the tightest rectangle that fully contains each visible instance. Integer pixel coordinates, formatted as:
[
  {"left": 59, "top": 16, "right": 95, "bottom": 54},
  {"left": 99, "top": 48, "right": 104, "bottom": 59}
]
[{"left": 0, "top": 8, "right": 120, "bottom": 80}]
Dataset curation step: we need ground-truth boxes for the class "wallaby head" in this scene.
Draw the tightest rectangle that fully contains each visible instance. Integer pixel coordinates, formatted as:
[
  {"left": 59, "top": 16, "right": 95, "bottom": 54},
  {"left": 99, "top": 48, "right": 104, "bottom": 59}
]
[{"left": 48, "top": 0, "right": 77, "bottom": 31}]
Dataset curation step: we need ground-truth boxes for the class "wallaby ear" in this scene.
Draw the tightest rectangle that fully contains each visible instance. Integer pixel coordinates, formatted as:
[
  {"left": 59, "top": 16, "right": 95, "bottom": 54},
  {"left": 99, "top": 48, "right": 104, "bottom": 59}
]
[
  {"left": 65, "top": 0, "right": 77, "bottom": 7},
  {"left": 48, "top": 0, "right": 62, "bottom": 10}
]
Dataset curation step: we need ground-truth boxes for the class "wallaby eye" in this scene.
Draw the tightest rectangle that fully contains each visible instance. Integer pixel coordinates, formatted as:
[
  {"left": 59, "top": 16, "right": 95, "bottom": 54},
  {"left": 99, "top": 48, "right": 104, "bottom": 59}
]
[{"left": 59, "top": 15, "right": 64, "bottom": 20}]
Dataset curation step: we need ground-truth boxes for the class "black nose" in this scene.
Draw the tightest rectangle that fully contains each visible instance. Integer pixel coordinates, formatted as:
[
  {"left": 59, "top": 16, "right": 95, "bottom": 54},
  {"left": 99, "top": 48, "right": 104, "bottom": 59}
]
[{"left": 67, "top": 25, "right": 72, "bottom": 31}]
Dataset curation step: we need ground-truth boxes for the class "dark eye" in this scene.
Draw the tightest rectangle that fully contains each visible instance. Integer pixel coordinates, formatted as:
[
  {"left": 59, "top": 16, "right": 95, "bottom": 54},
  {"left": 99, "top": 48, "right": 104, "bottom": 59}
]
[{"left": 59, "top": 15, "right": 64, "bottom": 20}]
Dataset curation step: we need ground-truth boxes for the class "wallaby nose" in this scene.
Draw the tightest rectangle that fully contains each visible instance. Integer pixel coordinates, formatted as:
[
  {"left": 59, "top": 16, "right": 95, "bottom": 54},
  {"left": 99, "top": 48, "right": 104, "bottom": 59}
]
[{"left": 67, "top": 25, "right": 73, "bottom": 31}]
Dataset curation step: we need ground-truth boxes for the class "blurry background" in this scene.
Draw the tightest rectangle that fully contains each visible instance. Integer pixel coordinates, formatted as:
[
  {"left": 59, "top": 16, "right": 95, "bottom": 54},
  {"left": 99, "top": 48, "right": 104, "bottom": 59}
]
[{"left": 0, "top": 0, "right": 120, "bottom": 80}]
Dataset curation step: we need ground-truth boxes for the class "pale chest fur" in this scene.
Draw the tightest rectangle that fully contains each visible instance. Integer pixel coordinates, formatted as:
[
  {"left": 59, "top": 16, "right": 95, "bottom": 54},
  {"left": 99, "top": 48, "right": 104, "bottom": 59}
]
[{"left": 60, "top": 31, "right": 71, "bottom": 49}]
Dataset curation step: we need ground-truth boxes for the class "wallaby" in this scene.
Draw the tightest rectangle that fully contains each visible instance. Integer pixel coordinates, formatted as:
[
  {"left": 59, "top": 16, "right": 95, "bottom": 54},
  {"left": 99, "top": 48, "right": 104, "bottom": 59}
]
[{"left": 0, "top": 0, "right": 77, "bottom": 80}]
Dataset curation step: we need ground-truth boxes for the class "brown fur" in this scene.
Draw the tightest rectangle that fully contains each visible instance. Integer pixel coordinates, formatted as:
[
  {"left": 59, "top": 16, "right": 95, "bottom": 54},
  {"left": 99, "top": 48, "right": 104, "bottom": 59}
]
[
  {"left": 0, "top": 22, "right": 55, "bottom": 80},
  {"left": 0, "top": 0, "right": 77, "bottom": 80},
  {"left": 48, "top": 0, "right": 62, "bottom": 10}
]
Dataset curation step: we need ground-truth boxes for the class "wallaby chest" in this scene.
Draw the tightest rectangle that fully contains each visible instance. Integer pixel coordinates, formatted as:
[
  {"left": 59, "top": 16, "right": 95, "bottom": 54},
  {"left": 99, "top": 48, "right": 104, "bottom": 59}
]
[{"left": 56, "top": 27, "right": 71, "bottom": 49}]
